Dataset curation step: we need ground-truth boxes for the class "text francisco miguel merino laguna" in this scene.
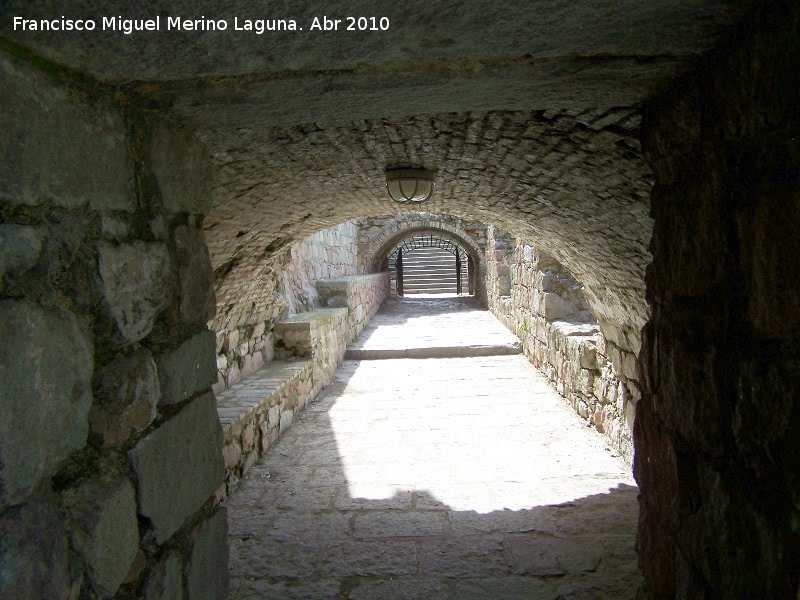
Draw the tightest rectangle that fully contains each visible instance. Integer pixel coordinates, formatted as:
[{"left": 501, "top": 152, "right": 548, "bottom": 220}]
[{"left": 12, "top": 15, "right": 391, "bottom": 34}]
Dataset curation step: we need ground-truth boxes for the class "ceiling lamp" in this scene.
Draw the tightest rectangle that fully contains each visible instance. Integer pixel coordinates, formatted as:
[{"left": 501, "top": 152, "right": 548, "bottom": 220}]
[{"left": 385, "top": 168, "right": 435, "bottom": 204}]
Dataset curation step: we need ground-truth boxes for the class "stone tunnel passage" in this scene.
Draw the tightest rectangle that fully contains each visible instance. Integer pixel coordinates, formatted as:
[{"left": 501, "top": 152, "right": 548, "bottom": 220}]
[
  {"left": 3, "top": 2, "right": 797, "bottom": 596},
  {"left": 226, "top": 297, "right": 640, "bottom": 599}
]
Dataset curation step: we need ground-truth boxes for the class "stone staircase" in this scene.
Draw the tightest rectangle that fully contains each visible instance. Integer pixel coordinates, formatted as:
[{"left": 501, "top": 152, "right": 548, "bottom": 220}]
[{"left": 401, "top": 247, "right": 467, "bottom": 295}]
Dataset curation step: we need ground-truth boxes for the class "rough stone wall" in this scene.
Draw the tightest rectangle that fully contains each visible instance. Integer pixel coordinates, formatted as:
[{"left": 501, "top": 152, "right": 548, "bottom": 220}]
[
  {"left": 211, "top": 221, "right": 359, "bottom": 392},
  {"left": 635, "top": 2, "right": 800, "bottom": 597},
  {"left": 316, "top": 273, "right": 392, "bottom": 342},
  {"left": 0, "top": 52, "right": 227, "bottom": 598},
  {"left": 486, "top": 226, "right": 639, "bottom": 462},
  {"left": 283, "top": 221, "right": 359, "bottom": 314}
]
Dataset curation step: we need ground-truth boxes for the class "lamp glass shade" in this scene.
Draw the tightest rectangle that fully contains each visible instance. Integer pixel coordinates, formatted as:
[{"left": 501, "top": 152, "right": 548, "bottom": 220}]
[{"left": 385, "top": 169, "right": 435, "bottom": 204}]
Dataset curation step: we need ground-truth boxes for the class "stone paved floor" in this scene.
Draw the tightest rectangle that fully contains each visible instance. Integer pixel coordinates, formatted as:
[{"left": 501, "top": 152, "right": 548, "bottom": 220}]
[
  {"left": 227, "top": 298, "right": 641, "bottom": 599},
  {"left": 345, "top": 296, "right": 521, "bottom": 358}
]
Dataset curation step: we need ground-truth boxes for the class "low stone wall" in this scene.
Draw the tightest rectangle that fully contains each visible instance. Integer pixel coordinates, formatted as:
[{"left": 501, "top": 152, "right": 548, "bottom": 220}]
[
  {"left": 487, "top": 227, "right": 639, "bottom": 463},
  {"left": 216, "top": 360, "right": 313, "bottom": 494},
  {"left": 215, "top": 274, "right": 389, "bottom": 492},
  {"left": 316, "top": 273, "right": 391, "bottom": 342},
  {"left": 215, "top": 308, "right": 352, "bottom": 496},
  {"left": 211, "top": 222, "right": 364, "bottom": 394},
  {"left": 274, "top": 308, "right": 350, "bottom": 395}
]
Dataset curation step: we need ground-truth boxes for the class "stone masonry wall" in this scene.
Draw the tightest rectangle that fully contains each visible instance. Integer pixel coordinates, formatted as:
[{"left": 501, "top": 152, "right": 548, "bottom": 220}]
[
  {"left": 211, "top": 221, "right": 359, "bottom": 393},
  {"left": 486, "top": 226, "right": 640, "bottom": 463},
  {"left": 216, "top": 271, "right": 387, "bottom": 496},
  {"left": 635, "top": 3, "right": 800, "bottom": 598},
  {"left": 316, "top": 273, "right": 391, "bottom": 342},
  {"left": 283, "top": 221, "right": 359, "bottom": 314},
  {"left": 0, "top": 51, "right": 227, "bottom": 598}
]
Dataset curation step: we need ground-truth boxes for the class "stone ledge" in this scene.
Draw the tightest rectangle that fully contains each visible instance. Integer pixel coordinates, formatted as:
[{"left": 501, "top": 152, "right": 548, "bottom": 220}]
[
  {"left": 315, "top": 273, "right": 390, "bottom": 342},
  {"left": 345, "top": 342, "right": 521, "bottom": 360},
  {"left": 216, "top": 359, "right": 313, "bottom": 496}
]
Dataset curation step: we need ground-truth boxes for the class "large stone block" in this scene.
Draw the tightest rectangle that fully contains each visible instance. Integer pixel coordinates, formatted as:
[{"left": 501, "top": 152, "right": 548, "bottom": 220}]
[
  {"left": 155, "top": 330, "right": 217, "bottom": 406},
  {"left": 147, "top": 124, "right": 212, "bottom": 214},
  {"left": 173, "top": 225, "right": 215, "bottom": 326},
  {"left": 90, "top": 348, "right": 159, "bottom": 447},
  {"left": 0, "top": 300, "right": 93, "bottom": 508},
  {"left": 186, "top": 508, "right": 229, "bottom": 600},
  {"left": 128, "top": 392, "right": 224, "bottom": 544},
  {"left": 98, "top": 241, "right": 172, "bottom": 344},
  {"left": 62, "top": 477, "right": 140, "bottom": 598},
  {"left": 0, "top": 224, "right": 43, "bottom": 278},
  {"left": 0, "top": 54, "right": 133, "bottom": 211},
  {"left": 144, "top": 552, "right": 183, "bottom": 600},
  {"left": 0, "top": 499, "right": 72, "bottom": 599}
]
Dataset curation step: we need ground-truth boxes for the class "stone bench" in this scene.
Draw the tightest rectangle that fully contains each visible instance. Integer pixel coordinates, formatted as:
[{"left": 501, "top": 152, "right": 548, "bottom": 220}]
[
  {"left": 216, "top": 307, "right": 354, "bottom": 497},
  {"left": 216, "top": 359, "right": 314, "bottom": 494}
]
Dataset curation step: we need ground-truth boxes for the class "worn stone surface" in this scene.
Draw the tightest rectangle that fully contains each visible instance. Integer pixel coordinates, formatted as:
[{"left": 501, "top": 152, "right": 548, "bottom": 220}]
[
  {"left": 227, "top": 298, "right": 639, "bottom": 597},
  {"left": 173, "top": 225, "right": 215, "bottom": 326},
  {"left": 486, "top": 227, "right": 638, "bottom": 462},
  {"left": 147, "top": 124, "right": 212, "bottom": 215},
  {"left": 186, "top": 508, "right": 229, "bottom": 600},
  {"left": 227, "top": 352, "right": 639, "bottom": 597},
  {"left": 154, "top": 329, "right": 216, "bottom": 406},
  {"left": 0, "top": 300, "right": 93, "bottom": 508},
  {"left": 0, "top": 224, "right": 43, "bottom": 278},
  {"left": 0, "top": 53, "right": 133, "bottom": 211},
  {"left": 346, "top": 296, "right": 520, "bottom": 360},
  {"left": 98, "top": 241, "right": 172, "bottom": 344},
  {"left": 62, "top": 477, "right": 140, "bottom": 598},
  {"left": 143, "top": 552, "right": 183, "bottom": 600},
  {"left": 0, "top": 499, "right": 72, "bottom": 599},
  {"left": 90, "top": 348, "right": 159, "bottom": 447},
  {"left": 635, "top": 2, "right": 800, "bottom": 597},
  {"left": 128, "top": 392, "right": 224, "bottom": 544}
]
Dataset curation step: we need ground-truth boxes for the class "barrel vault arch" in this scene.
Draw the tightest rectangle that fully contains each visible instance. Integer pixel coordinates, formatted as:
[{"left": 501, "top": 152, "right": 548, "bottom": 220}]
[{"left": 361, "top": 217, "right": 487, "bottom": 302}]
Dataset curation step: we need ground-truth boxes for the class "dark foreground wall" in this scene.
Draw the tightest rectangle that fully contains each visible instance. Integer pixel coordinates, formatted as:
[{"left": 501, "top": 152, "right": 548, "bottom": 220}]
[
  {"left": 636, "top": 1, "right": 800, "bottom": 597},
  {"left": 0, "top": 49, "right": 228, "bottom": 599}
]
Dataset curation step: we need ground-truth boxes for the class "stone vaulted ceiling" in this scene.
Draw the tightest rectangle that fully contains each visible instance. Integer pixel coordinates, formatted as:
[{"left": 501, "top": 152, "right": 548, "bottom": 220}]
[{"left": 0, "top": 0, "right": 756, "bottom": 350}]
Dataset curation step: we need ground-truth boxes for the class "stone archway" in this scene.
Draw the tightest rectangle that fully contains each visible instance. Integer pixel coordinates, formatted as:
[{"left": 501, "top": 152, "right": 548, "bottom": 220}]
[{"left": 360, "top": 215, "right": 487, "bottom": 303}]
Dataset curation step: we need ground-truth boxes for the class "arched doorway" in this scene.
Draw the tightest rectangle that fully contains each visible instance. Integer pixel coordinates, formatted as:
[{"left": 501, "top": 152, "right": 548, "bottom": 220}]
[{"left": 387, "top": 234, "right": 471, "bottom": 296}]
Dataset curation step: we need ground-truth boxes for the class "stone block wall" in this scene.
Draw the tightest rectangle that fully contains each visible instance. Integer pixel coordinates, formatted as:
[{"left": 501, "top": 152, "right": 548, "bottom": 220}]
[
  {"left": 635, "top": 2, "right": 800, "bottom": 597},
  {"left": 274, "top": 308, "right": 350, "bottom": 397},
  {"left": 283, "top": 221, "right": 359, "bottom": 314},
  {"left": 211, "top": 221, "right": 360, "bottom": 392},
  {"left": 217, "top": 360, "right": 313, "bottom": 495},
  {"left": 316, "top": 273, "right": 391, "bottom": 342},
  {"left": 0, "top": 52, "right": 227, "bottom": 598},
  {"left": 486, "top": 226, "right": 639, "bottom": 462}
]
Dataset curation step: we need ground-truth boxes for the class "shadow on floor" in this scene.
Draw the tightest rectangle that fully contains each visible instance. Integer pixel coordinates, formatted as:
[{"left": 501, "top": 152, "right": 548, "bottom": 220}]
[{"left": 226, "top": 355, "right": 641, "bottom": 600}]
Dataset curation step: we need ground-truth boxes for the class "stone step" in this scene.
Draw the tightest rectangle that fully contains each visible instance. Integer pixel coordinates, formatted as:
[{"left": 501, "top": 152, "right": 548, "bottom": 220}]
[{"left": 344, "top": 341, "right": 522, "bottom": 359}]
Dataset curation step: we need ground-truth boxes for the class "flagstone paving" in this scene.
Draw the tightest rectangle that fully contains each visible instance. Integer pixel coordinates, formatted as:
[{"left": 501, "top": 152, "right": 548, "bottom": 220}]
[{"left": 226, "top": 298, "right": 641, "bottom": 599}]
